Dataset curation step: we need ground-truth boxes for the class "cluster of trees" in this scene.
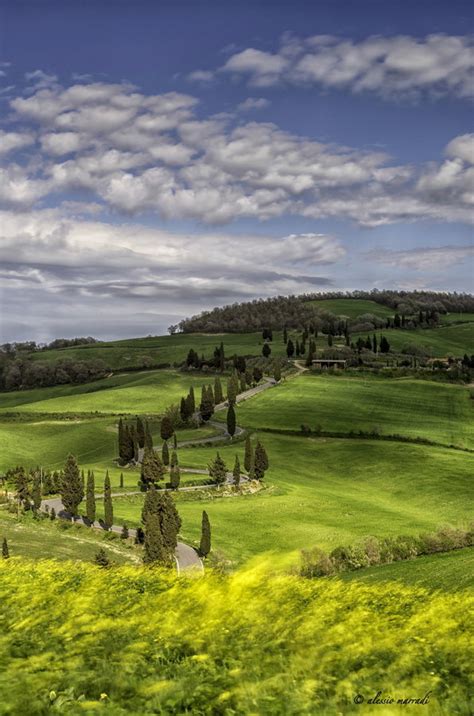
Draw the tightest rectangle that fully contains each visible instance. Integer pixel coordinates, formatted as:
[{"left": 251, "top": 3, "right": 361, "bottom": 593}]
[
  {"left": 174, "top": 290, "right": 474, "bottom": 335},
  {"left": 185, "top": 342, "right": 226, "bottom": 371},
  {"left": 300, "top": 524, "right": 474, "bottom": 579},
  {"left": 141, "top": 486, "right": 182, "bottom": 565},
  {"left": 118, "top": 416, "right": 153, "bottom": 464},
  {"left": 0, "top": 336, "right": 97, "bottom": 355},
  {"left": 5, "top": 465, "right": 64, "bottom": 498},
  {"left": 206, "top": 438, "right": 269, "bottom": 485},
  {"left": 0, "top": 356, "right": 110, "bottom": 391}
]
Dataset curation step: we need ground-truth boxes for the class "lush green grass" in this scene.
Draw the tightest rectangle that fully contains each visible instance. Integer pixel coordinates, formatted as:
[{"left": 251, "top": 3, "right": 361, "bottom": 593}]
[
  {"left": 342, "top": 547, "right": 474, "bottom": 592},
  {"left": 28, "top": 332, "right": 288, "bottom": 369},
  {"left": 306, "top": 298, "right": 394, "bottom": 318},
  {"left": 352, "top": 323, "right": 474, "bottom": 357},
  {"left": 97, "top": 434, "right": 473, "bottom": 565},
  {"left": 0, "top": 511, "right": 138, "bottom": 564},
  {"left": 230, "top": 374, "right": 474, "bottom": 448},
  {"left": 0, "top": 369, "right": 212, "bottom": 415},
  {"left": 440, "top": 312, "right": 474, "bottom": 325},
  {"left": 1, "top": 559, "right": 472, "bottom": 715}
]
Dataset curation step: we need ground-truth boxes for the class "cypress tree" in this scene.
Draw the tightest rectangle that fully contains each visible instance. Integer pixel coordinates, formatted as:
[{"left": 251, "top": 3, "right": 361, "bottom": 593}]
[
  {"left": 305, "top": 349, "right": 314, "bottom": 367},
  {"left": 143, "top": 513, "right": 168, "bottom": 565},
  {"left": 262, "top": 343, "right": 271, "bottom": 358},
  {"left": 142, "top": 487, "right": 181, "bottom": 556},
  {"left": 119, "top": 472, "right": 124, "bottom": 488},
  {"left": 132, "top": 426, "right": 139, "bottom": 462},
  {"left": 219, "top": 341, "right": 225, "bottom": 372},
  {"left": 86, "top": 470, "right": 96, "bottom": 524},
  {"left": 103, "top": 470, "right": 113, "bottom": 530},
  {"left": 140, "top": 448, "right": 166, "bottom": 490},
  {"left": 135, "top": 526, "right": 145, "bottom": 544},
  {"left": 144, "top": 421, "right": 153, "bottom": 450},
  {"left": 189, "top": 386, "right": 196, "bottom": 414},
  {"left": 50, "top": 507, "right": 56, "bottom": 521},
  {"left": 233, "top": 455, "right": 241, "bottom": 488},
  {"left": 60, "top": 454, "right": 84, "bottom": 515},
  {"left": 286, "top": 339, "right": 295, "bottom": 358},
  {"left": 160, "top": 415, "right": 174, "bottom": 442},
  {"left": 173, "top": 433, "right": 178, "bottom": 449},
  {"left": 121, "top": 524, "right": 129, "bottom": 540},
  {"left": 273, "top": 359, "right": 281, "bottom": 382},
  {"left": 226, "top": 404, "right": 236, "bottom": 437},
  {"left": 170, "top": 450, "right": 180, "bottom": 490},
  {"left": 327, "top": 334, "right": 333, "bottom": 347},
  {"left": 214, "top": 376, "right": 224, "bottom": 405},
  {"left": 244, "top": 435, "right": 253, "bottom": 472},
  {"left": 239, "top": 374, "right": 246, "bottom": 393},
  {"left": 180, "top": 396, "right": 188, "bottom": 423},
  {"left": 94, "top": 548, "right": 110, "bottom": 568},
  {"left": 200, "top": 385, "right": 214, "bottom": 421},
  {"left": 31, "top": 472, "right": 42, "bottom": 512},
  {"left": 365, "top": 336, "right": 372, "bottom": 350},
  {"left": 118, "top": 418, "right": 125, "bottom": 461},
  {"left": 122, "top": 424, "right": 135, "bottom": 464},
  {"left": 208, "top": 452, "right": 227, "bottom": 486},
  {"left": 199, "top": 510, "right": 211, "bottom": 557},
  {"left": 162, "top": 441, "right": 170, "bottom": 466},
  {"left": 2, "top": 538, "right": 9, "bottom": 559},
  {"left": 254, "top": 441, "right": 269, "bottom": 480},
  {"left": 136, "top": 416, "right": 145, "bottom": 448}
]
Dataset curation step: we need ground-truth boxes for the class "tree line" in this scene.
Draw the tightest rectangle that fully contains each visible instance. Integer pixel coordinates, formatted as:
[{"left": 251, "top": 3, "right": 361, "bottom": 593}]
[{"left": 0, "top": 356, "right": 109, "bottom": 391}]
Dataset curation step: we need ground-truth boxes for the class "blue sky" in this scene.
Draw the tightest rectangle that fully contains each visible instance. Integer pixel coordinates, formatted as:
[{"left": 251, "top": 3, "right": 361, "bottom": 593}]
[{"left": 0, "top": 0, "right": 473, "bottom": 341}]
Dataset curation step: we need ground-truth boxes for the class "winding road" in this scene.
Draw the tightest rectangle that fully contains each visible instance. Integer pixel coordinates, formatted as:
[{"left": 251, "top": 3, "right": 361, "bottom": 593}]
[{"left": 40, "top": 374, "right": 279, "bottom": 573}]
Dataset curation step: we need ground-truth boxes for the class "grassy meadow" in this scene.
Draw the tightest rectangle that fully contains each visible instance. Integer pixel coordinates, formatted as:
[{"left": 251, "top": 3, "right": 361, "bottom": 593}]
[
  {"left": 229, "top": 374, "right": 474, "bottom": 448},
  {"left": 0, "top": 559, "right": 471, "bottom": 715},
  {"left": 351, "top": 323, "right": 474, "bottom": 357},
  {"left": 93, "top": 434, "right": 473, "bottom": 564}
]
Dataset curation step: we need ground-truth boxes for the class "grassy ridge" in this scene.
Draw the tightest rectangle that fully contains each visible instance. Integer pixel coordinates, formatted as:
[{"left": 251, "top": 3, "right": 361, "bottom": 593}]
[
  {"left": 351, "top": 323, "right": 474, "bottom": 356},
  {"left": 231, "top": 374, "right": 474, "bottom": 448},
  {"left": 0, "top": 369, "right": 211, "bottom": 415},
  {"left": 95, "top": 435, "right": 473, "bottom": 564},
  {"left": 342, "top": 547, "right": 474, "bottom": 591},
  {"left": 0, "top": 559, "right": 471, "bottom": 715}
]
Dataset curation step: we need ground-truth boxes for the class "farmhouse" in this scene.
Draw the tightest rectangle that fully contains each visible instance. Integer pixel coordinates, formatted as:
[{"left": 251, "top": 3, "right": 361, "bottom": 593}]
[{"left": 312, "top": 359, "right": 347, "bottom": 369}]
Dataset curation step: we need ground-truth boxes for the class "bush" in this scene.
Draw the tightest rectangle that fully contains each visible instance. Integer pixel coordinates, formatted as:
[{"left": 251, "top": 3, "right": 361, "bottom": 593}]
[{"left": 300, "top": 548, "right": 334, "bottom": 577}]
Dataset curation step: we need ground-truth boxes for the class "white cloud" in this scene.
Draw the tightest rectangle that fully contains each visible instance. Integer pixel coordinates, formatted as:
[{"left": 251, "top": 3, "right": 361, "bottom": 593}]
[
  {"left": 0, "top": 130, "right": 35, "bottom": 155},
  {"left": 187, "top": 70, "right": 215, "bottom": 83},
  {"left": 369, "top": 245, "right": 474, "bottom": 270},
  {"left": 237, "top": 97, "right": 270, "bottom": 111},
  {"left": 220, "top": 34, "right": 474, "bottom": 100},
  {"left": 2, "top": 79, "right": 473, "bottom": 226}
]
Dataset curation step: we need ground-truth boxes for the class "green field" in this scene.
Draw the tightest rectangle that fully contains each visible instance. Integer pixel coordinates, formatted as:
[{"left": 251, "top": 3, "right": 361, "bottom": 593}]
[
  {"left": 0, "top": 511, "right": 138, "bottom": 564},
  {"left": 0, "top": 559, "right": 471, "bottom": 715},
  {"left": 229, "top": 374, "right": 474, "bottom": 448},
  {"left": 342, "top": 547, "right": 474, "bottom": 591},
  {"left": 0, "top": 369, "right": 213, "bottom": 416},
  {"left": 440, "top": 312, "right": 474, "bottom": 325},
  {"left": 306, "top": 298, "right": 394, "bottom": 318},
  {"left": 91, "top": 434, "right": 473, "bottom": 565},
  {"left": 29, "top": 332, "right": 288, "bottom": 369},
  {"left": 352, "top": 323, "right": 474, "bottom": 357}
]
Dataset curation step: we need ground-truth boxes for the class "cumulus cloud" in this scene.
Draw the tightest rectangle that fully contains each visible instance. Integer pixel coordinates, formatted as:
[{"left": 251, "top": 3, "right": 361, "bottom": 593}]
[
  {"left": 220, "top": 33, "right": 474, "bottom": 100},
  {"left": 1, "top": 79, "right": 472, "bottom": 227},
  {"left": 0, "top": 130, "right": 35, "bottom": 155},
  {"left": 237, "top": 97, "right": 270, "bottom": 111}
]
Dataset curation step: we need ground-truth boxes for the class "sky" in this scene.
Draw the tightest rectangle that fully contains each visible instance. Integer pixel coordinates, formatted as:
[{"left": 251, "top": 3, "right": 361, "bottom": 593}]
[{"left": 0, "top": 0, "right": 473, "bottom": 343}]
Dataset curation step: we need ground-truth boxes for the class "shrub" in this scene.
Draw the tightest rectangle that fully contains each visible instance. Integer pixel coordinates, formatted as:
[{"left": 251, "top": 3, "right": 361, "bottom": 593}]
[{"left": 300, "top": 548, "right": 334, "bottom": 578}]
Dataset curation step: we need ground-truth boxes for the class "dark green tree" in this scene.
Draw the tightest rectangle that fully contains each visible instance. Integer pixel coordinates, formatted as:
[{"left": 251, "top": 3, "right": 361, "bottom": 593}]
[
  {"left": 103, "top": 470, "right": 113, "bottom": 530},
  {"left": 226, "top": 404, "right": 236, "bottom": 437},
  {"left": 188, "top": 386, "right": 196, "bottom": 414},
  {"left": 254, "top": 441, "right": 269, "bottom": 480},
  {"left": 144, "top": 421, "right": 153, "bottom": 450},
  {"left": 380, "top": 336, "right": 390, "bottom": 353},
  {"left": 160, "top": 415, "right": 174, "bottom": 442},
  {"left": 119, "top": 472, "right": 124, "bottom": 488},
  {"left": 162, "top": 441, "right": 170, "bottom": 466},
  {"left": 327, "top": 334, "right": 333, "bottom": 347},
  {"left": 199, "top": 510, "right": 211, "bottom": 557},
  {"left": 286, "top": 339, "right": 295, "bottom": 358},
  {"left": 244, "top": 435, "right": 253, "bottom": 473},
  {"left": 143, "top": 513, "right": 169, "bottom": 565},
  {"left": 60, "top": 454, "right": 84, "bottom": 515},
  {"left": 262, "top": 343, "right": 271, "bottom": 358},
  {"left": 121, "top": 524, "right": 129, "bottom": 540},
  {"left": 214, "top": 376, "right": 224, "bottom": 404},
  {"left": 50, "top": 507, "right": 56, "bottom": 521},
  {"left": 136, "top": 416, "right": 145, "bottom": 448},
  {"left": 209, "top": 452, "right": 227, "bottom": 486},
  {"left": 372, "top": 334, "right": 378, "bottom": 353},
  {"left": 2, "top": 538, "right": 9, "bottom": 559},
  {"left": 140, "top": 447, "right": 166, "bottom": 490},
  {"left": 94, "top": 548, "right": 110, "bottom": 568},
  {"left": 170, "top": 450, "right": 181, "bottom": 490},
  {"left": 233, "top": 455, "right": 241, "bottom": 488},
  {"left": 273, "top": 359, "right": 281, "bottom": 382},
  {"left": 86, "top": 470, "right": 96, "bottom": 524},
  {"left": 200, "top": 385, "right": 214, "bottom": 421},
  {"left": 141, "top": 487, "right": 181, "bottom": 556},
  {"left": 31, "top": 472, "right": 42, "bottom": 512}
]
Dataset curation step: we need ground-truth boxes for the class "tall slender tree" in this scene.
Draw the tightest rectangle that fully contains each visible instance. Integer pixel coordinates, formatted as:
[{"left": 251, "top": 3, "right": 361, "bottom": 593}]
[
  {"left": 162, "top": 441, "right": 170, "bottom": 466},
  {"left": 214, "top": 376, "right": 224, "bottom": 404},
  {"left": 2, "top": 538, "right": 9, "bottom": 559},
  {"left": 160, "top": 415, "right": 174, "bottom": 442},
  {"left": 170, "top": 450, "right": 180, "bottom": 490},
  {"left": 140, "top": 447, "right": 166, "bottom": 490},
  {"left": 86, "top": 470, "right": 96, "bottom": 524},
  {"left": 136, "top": 416, "right": 145, "bottom": 448},
  {"left": 208, "top": 452, "right": 227, "bottom": 485},
  {"left": 254, "top": 441, "right": 269, "bottom": 480},
  {"left": 60, "top": 454, "right": 84, "bottom": 515},
  {"left": 143, "top": 513, "right": 168, "bottom": 565},
  {"left": 226, "top": 404, "right": 236, "bottom": 437},
  {"left": 31, "top": 472, "right": 42, "bottom": 512},
  {"left": 144, "top": 421, "right": 153, "bottom": 450},
  {"left": 199, "top": 511, "right": 211, "bottom": 557},
  {"left": 103, "top": 470, "right": 113, "bottom": 529},
  {"left": 233, "top": 455, "right": 241, "bottom": 488},
  {"left": 244, "top": 435, "right": 253, "bottom": 473}
]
